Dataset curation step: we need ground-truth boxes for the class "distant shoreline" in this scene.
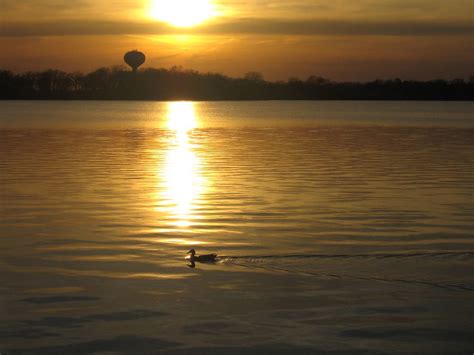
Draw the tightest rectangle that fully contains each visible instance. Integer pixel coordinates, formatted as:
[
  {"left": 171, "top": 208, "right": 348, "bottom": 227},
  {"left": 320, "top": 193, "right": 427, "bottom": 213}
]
[
  {"left": 1, "top": 98, "right": 473, "bottom": 102},
  {"left": 1, "top": 67, "right": 473, "bottom": 101}
]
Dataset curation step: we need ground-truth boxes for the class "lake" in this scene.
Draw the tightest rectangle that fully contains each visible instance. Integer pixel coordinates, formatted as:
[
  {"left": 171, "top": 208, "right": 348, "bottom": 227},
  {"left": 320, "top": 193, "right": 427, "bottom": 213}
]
[{"left": 1, "top": 101, "right": 473, "bottom": 354}]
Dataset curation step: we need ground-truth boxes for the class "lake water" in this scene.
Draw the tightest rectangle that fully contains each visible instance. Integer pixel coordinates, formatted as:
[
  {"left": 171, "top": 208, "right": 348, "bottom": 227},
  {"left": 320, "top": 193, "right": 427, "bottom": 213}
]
[{"left": 1, "top": 101, "right": 473, "bottom": 354}]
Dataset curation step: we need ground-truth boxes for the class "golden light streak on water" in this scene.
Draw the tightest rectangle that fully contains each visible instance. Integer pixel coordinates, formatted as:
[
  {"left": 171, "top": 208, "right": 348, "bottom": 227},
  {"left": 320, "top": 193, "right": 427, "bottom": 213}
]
[{"left": 161, "top": 102, "right": 204, "bottom": 229}]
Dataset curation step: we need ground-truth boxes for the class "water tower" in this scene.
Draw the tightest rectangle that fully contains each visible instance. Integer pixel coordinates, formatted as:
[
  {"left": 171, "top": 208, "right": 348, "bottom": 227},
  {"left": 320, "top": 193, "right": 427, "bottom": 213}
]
[{"left": 124, "top": 50, "right": 146, "bottom": 72}]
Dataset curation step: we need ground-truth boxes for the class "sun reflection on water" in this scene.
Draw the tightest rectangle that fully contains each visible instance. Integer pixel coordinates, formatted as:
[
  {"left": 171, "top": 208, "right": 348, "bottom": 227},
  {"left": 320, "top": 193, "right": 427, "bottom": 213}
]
[{"left": 161, "top": 102, "right": 204, "bottom": 228}]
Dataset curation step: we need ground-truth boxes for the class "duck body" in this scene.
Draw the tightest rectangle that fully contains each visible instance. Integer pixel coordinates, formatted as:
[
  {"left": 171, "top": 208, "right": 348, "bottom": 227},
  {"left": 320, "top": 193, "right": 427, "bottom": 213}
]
[
  {"left": 194, "top": 253, "right": 218, "bottom": 262},
  {"left": 186, "top": 249, "right": 218, "bottom": 263}
]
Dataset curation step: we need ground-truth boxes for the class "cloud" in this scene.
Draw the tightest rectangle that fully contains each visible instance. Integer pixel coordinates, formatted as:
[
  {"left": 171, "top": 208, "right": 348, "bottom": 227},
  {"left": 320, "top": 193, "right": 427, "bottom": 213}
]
[
  {"left": 1, "top": 18, "right": 473, "bottom": 37},
  {"left": 205, "top": 18, "right": 474, "bottom": 36}
]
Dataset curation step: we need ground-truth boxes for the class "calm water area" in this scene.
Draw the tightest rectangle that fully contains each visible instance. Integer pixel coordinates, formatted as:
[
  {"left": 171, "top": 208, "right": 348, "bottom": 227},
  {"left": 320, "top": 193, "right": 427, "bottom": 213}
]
[{"left": 1, "top": 101, "right": 473, "bottom": 354}]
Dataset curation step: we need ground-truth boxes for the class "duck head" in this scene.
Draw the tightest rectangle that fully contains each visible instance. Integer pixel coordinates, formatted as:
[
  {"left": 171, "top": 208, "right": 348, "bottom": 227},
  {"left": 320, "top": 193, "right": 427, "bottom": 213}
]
[{"left": 187, "top": 249, "right": 196, "bottom": 256}]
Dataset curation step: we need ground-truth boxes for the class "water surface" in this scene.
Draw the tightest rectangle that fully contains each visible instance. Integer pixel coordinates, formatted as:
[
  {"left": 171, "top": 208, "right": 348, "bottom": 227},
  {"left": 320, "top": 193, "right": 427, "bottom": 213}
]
[{"left": 1, "top": 101, "right": 473, "bottom": 354}]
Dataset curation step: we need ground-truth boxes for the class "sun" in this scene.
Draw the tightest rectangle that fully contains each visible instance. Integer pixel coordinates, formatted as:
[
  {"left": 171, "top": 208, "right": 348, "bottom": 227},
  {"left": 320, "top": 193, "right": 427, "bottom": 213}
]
[{"left": 150, "top": 0, "right": 216, "bottom": 28}]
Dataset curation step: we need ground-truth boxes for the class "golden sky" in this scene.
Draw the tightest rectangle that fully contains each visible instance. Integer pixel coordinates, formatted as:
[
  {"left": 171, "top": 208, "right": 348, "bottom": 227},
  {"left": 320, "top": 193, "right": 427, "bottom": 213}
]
[{"left": 1, "top": 0, "right": 473, "bottom": 80}]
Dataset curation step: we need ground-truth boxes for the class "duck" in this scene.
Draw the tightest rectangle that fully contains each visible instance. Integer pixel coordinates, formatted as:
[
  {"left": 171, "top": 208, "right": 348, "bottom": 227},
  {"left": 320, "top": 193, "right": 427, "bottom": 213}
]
[{"left": 186, "top": 249, "right": 218, "bottom": 267}]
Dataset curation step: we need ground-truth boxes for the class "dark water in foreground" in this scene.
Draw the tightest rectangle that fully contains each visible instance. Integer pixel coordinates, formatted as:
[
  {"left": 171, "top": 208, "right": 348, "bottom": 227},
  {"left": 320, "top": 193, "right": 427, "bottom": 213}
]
[{"left": 1, "top": 101, "right": 473, "bottom": 354}]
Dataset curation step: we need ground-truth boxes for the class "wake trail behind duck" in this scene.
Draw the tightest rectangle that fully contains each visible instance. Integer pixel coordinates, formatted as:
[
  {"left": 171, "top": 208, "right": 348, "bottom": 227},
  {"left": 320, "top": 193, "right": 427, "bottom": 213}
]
[
  {"left": 217, "top": 252, "right": 474, "bottom": 292},
  {"left": 219, "top": 251, "right": 474, "bottom": 261}
]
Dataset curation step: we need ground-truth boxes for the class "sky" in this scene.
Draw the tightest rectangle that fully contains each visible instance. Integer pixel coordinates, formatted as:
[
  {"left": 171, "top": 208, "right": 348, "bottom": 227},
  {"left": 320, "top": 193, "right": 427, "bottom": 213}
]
[{"left": 1, "top": 0, "right": 473, "bottom": 81}]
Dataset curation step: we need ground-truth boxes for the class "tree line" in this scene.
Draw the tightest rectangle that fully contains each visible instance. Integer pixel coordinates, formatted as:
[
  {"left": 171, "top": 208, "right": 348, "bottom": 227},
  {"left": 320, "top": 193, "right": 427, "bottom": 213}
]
[{"left": 1, "top": 66, "right": 473, "bottom": 100}]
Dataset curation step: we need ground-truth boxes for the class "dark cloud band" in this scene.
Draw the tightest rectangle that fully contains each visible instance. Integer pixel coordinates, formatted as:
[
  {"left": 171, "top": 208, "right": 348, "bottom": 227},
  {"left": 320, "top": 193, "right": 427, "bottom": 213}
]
[{"left": 1, "top": 18, "right": 472, "bottom": 37}]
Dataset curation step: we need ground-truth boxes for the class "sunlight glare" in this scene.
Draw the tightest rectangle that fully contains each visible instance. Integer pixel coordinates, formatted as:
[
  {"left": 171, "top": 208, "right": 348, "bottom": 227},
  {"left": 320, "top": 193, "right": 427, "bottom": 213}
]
[
  {"left": 161, "top": 102, "right": 204, "bottom": 228},
  {"left": 167, "top": 101, "right": 197, "bottom": 139},
  {"left": 150, "top": 0, "right": 216, "bottom": 27}
]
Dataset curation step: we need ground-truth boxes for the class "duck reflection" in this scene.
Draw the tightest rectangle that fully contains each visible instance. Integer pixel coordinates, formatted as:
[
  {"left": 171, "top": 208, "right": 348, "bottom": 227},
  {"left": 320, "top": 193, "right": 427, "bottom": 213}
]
[{"left": 162, "top": 102, "right": 204, "bottom": 228}]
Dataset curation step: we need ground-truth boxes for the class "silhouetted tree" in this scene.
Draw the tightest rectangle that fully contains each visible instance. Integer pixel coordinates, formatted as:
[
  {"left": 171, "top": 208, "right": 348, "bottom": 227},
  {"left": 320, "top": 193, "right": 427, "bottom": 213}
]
[
  {"left": 306, "top": 76, "right": 330, "bottom": 85},
  {"left": 0, "top": 67, "right": 473, "bottom": 101},
  {"left": 244, "top": 71, "right": 264, "bottom": 83}
]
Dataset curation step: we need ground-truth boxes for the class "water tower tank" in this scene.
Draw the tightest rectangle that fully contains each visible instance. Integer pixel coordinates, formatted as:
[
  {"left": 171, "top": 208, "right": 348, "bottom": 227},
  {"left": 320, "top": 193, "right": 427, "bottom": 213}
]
[{"left": 124, "top": 50, "right": 146, "bottom": 72}]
